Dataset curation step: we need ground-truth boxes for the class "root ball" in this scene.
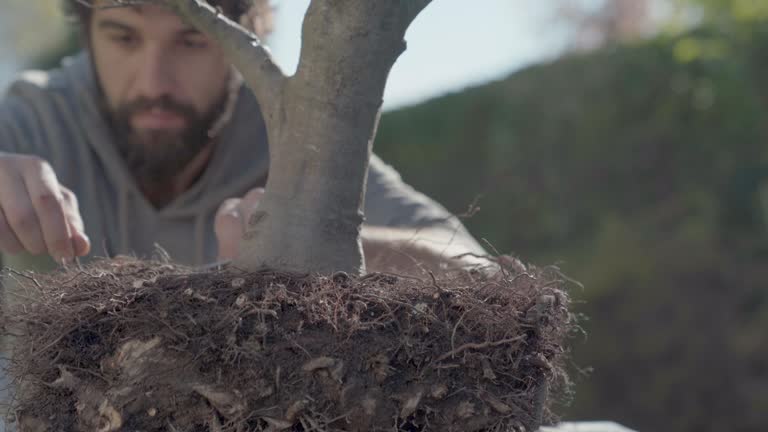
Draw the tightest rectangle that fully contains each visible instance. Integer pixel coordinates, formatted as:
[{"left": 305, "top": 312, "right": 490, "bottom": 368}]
[{"left": 2, "top": 258, "right": 574, "bottom": 431}]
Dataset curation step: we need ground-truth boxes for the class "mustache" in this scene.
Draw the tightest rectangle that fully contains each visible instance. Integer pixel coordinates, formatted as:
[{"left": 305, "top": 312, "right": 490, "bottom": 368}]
[{"left": 118, "top": 95, "right": 198, "bottom": 121}]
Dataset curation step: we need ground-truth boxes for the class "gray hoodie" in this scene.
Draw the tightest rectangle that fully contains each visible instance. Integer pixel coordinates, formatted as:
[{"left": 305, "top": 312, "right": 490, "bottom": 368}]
[{"left": 0, "top": 52, "right": 481, "bottom": 271}]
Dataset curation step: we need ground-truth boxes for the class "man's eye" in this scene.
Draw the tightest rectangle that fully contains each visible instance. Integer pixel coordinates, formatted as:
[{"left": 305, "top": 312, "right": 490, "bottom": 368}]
[
  {"left": 111, "top": 34, "right": 138, "bottom": 47},
  {"left": 181, "top": 38, "right": 208, "bottom": 49}
]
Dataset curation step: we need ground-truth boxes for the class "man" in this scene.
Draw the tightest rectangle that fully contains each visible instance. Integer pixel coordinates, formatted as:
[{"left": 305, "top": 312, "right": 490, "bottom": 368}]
[{"left": 0, "top": 0, "right": 485, "bottom": 273}]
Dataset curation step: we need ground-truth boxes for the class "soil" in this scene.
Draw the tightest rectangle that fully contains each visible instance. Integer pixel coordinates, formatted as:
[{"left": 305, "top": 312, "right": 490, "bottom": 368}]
[{"left": 2, "top": 257, "right": 573, "bottom": 432}]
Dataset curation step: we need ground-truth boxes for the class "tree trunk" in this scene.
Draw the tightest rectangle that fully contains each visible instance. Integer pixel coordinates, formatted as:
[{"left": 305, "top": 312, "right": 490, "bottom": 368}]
[{"left": 166, "top": 0, "right": 432, "bottom": 275}]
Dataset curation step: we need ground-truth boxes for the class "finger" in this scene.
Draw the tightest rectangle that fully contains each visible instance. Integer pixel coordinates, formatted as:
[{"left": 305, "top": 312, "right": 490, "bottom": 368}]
[
  {"left": 238, "top": 187, "right": 265, "bottom": 226},
  {"left": 242, "top": 187, "right": 265, "bottom": 207},
  {"left": 215, "top": 198, "right": 243, "bottom": 260},
  {"left": 0, "top": 207, "right": 24, "bottom": 254},
  {"left": 61, "top": 187, "right": 91, "bottom": 256},
  {"left": 65, "top": 215, "right": 90, "bottom": 257},
  {"left": 0, "top": 170, "right": 47, "bottom": 255},
  {"left": 23, "top": 162, "right": 74, "bottom": 261}
]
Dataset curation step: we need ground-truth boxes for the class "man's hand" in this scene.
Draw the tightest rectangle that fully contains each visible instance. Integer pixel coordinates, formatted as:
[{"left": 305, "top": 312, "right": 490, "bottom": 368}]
[
  {"left": 214, "top": 187, "right": 265, "bottom": 260},
  {"left": 0, "top": 153, "right": 90, "bottom": 262},
  {"left": 213, "top": 191, "right": 491, "bottom": 275}
]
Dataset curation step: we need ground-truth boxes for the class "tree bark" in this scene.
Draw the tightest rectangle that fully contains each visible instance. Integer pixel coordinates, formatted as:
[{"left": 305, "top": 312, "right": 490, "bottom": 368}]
[{"left": 164, "top": 0, "right": 433, "bottom": 275}]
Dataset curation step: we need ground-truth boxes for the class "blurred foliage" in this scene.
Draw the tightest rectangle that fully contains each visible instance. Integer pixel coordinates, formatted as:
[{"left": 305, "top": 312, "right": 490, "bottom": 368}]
[
  {"left": 671, "top": 0, "right": 768, "bottom": 24},
  {"left": 30, "top": 31, "right": 81, "bottom": 72},
  {"left": 377, "top": 21, "right": 768, "bottom": 432},
  {"left": 0, "top": 1, "right": 72, "bottom": 66}
]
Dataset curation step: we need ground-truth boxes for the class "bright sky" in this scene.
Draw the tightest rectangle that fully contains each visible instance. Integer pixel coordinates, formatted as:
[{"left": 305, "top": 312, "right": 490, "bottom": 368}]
[
  {"left": 268, "top": 0, "right": 567, "bottom": 110},
  {"left": 0, "top": 1, "right": 568, "bottom": 110}
]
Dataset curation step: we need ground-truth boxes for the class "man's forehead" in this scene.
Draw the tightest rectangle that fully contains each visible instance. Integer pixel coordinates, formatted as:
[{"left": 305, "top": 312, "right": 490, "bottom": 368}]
[{"left": 92, "top": 1, "right": 191, "bottom": 29}]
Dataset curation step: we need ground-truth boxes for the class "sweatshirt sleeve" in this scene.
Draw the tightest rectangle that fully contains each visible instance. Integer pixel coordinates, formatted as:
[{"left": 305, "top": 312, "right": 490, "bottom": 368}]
[
  {"left": 0, "top": 90, "right": 35, "bottom": 155},
  {"left": 0, "top": 69, "right": 94, "bottom": 191},
  {"left": 364, "top": 154, "right": 486, "bottom": 254},
  {"left": 0, "top": 73, "right": 60, "bottom": 159}
]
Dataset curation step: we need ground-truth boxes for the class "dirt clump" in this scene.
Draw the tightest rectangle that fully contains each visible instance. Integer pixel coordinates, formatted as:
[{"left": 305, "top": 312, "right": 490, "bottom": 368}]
[{"left": 2, "top": 257, "right": 573, "bottom": 431}]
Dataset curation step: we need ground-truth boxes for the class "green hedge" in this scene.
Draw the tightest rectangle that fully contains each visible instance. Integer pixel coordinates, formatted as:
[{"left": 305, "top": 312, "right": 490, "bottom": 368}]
[{"left": 377, "top": 24, "right": 768, "bottom": 432}]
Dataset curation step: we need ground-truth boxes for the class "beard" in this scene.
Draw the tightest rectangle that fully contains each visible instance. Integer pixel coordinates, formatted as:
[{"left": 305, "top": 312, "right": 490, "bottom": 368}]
[{"left": 107, "top": 92, "right": 228, "bottom": 186}]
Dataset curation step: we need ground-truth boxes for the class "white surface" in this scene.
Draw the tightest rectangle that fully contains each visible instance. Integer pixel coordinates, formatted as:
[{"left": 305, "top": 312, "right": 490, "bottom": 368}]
[{"left": 541, "top": 421, "right": 638, "bottom": 432}]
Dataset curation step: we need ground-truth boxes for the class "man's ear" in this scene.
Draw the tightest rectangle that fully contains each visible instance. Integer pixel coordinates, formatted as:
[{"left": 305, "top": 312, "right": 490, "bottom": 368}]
[{"left": 239, "top": 3, "right": 274, "bottom": 40}]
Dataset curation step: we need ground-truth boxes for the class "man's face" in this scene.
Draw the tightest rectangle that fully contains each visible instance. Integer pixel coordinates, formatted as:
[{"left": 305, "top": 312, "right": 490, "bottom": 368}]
[{"left": 89, "top": 4, "right": 232, "bottom": 184}]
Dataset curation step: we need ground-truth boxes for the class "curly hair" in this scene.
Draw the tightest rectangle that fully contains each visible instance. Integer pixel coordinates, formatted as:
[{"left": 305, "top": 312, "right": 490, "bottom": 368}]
[{"left": 62, "top": 0, "right": 273, "bottom": 37}]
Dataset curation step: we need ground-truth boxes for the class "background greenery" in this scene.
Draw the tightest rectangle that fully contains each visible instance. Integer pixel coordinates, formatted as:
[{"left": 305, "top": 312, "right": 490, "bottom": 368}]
[{"left": 376, "top": 16, "right": 768, "bottom": 432}]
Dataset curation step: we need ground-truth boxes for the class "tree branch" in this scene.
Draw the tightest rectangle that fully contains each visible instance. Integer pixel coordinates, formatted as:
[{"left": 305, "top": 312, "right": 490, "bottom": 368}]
[{"left": 164, "top": 0, "right": 286, "bottom": 110}]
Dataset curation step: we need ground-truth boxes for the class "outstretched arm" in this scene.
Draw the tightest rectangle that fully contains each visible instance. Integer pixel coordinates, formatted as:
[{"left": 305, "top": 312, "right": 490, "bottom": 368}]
[{"left": 361, "top": 225, "right": 493, "bottom": 276}]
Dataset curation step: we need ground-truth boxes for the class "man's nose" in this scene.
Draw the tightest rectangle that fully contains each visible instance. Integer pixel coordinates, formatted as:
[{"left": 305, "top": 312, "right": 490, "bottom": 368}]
[{"left": 134, "top": 47, "right": 178, "bottom": 99}]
